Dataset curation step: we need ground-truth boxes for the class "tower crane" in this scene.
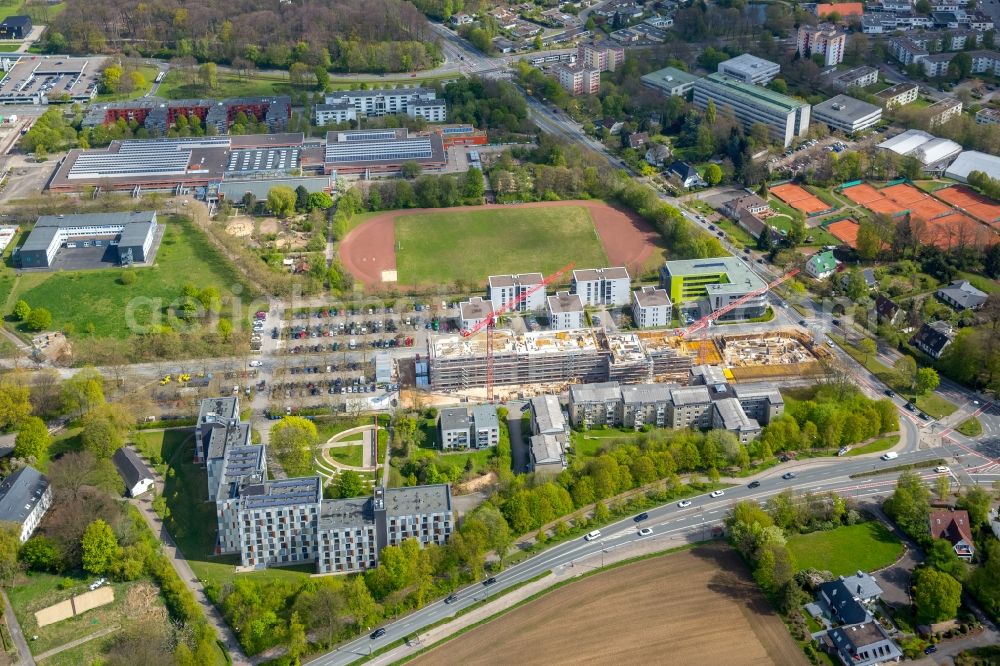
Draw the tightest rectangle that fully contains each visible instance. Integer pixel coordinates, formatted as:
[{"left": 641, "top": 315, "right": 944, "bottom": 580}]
[
  {"left": 677, "top": 268, "right": 799, "bottom": 339},
  {"left": 461, "top": 262, "right": 575, "bottom": 401}
]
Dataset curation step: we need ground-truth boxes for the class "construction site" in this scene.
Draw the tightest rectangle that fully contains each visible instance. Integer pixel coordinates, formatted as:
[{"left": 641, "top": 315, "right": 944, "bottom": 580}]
[{"left": 423, "top": 326, "right": 828, "bottom": 398}]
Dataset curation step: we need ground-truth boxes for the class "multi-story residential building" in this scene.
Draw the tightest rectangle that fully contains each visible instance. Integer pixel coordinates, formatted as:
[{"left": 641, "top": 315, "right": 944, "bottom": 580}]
[
  {"left": 548, "top": 291, "right": 585, "bottom": 330},
  {"left": 530, "top": 394, "right": 567, "bottom": 438},
  {"left": 195, "top": 396, "right": 241, "bottom": 463},
  {"left": 437, "top": 405, "right": 500, "bottom": 449},
  {"left": 406, "top": 99, "right": 447, "bottom": 122},
  {"left": 315, "top": 102, "right": 357, "bottom": 125},
  {"left": 459, "top": 296, "right": 494, "bottom": 331},
  {"left": 0, "top": 466, "right": 52, "bottom": 543},
  {"left": 571, "top": 267, "right": 631, "bottom": 307},
  {"left": 976, "top": 107, "right": 1000, "bottom": 124},
  {"left": 660, "top": 257, "right": 768, "bottom": 321},
  {"left": 712, "top": 397, "right": 762, "bottom": 443},
  {"left": 889, "top": 36, "right": 928, "bottom": 65},
  {"left": 568, "top": 382, "right": 625, "bottom": 428},
  {"left": 578, "top": 44, "right": 626, "bottom": 72},
  {"left": 732, "top": 385, "right": 786, "bottom": 425},
  {"left": 968, "top": 50, "right": 1000, "bottom": 76},
  {"left": 811, "top": 95, "right": 882, "bottom": 134},
  {"left": 322, "top": 87, "right": 438, "bottom": 117},
  {"left": 620, "top": 383, "right": 674, "bottom": 429},
  {"left": 487, "top": 273, "right": 546, "bottom": 312},
  {"left": 797, "top": 25, "right": 847, "bottom": 66},
  {"left": 198, "top": 397, "right": 453, "bottom": 574},
  {"left": 554, "top": 63, "right": 601, "bottom": 96},
  {"left": 693, "top": 73, "right": 810, "bottom": 148},
  {"left": 828, "top": 65, "right": 879, "bottom": 92},
  {"left": 875, "top": 82, "right": 919, "bottom": 109},
  {"left": 631, "top": 286, "right": 672, "bottom": 329},
  {"left": 925, "top": 97, "right": 963, "bottom": 127},
  {"left": 717, "top": 54, "right": 781, "bottom": 85},
  {"left": 920, "top": 52, "right": 956, "bottom": 78},
  {"left": 471, "top": 405, "right": 500, "bottom": 448},
  {"left": 529, "top": 434, "right": 567, "bottom": 473}
]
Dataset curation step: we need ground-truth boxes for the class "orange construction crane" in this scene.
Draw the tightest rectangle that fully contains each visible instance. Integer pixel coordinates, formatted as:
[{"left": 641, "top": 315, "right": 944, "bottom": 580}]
[
  {"left": 461, "top": 263, "right": 575, "bottom": 401},
  {"left": 677, "top": 268, "right": 799, "bottom": 339}
]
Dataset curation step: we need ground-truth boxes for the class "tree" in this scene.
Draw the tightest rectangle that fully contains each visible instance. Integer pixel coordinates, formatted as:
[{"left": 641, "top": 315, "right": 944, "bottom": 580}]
[
  {"left": 81, "top": 416, "right": 122, "bottom": 459},
  {"left": 217, "top": 318, "right": 233, "bottom": 342},
  {"left": 934, "top": 474, "right": 951, "bottom": 502},
  {"left": 704, "top": 163, "right": 723, "bottom": 186},
  {"left": 314, "top": 65, "right": 329, "bottom": 91},
  {"left": 0, "top": 524, "right": 21, "bottom": 585},
  {"left": 307, "top": 191, "right": 333, "bottom": 210},
  {"left": 948, "top": 52, "right": 972, "bottom": 81},
  {"left": 199, "top": 62, "right": 218, "bottom": 89},
  {"left": 915, "top": 367, "right": 940, "bottom": 396},
  {"left": 913, "top": 567, "right": 962, "bottom": 623},
  {"left": 0, "top": 381, "right": 32, "bottom": 430},
  {"left": 857, "top": 222, "right": 880, "bottom": 261},
  {"left": 101, "top": 64, "right": 123, "bottom": 93},
  {"left": 14, "top": 416, "right": 50, "bottom": 461},
  {"left": 894, "top": 355, "right": 918, "bottom": 391},
  {"left": 295, "top": 185, "right": 310, "bottom": 212},
  {"left": 81, "top": 519, "right": 120, "bottom": 575},
  {"left": 287, "top": 611, "right": 307, "bottom": 660},
  {"left": 62, "top": 367, "right": 105, "bottom": 417},
  {"left": 336, "top": 470, "right": 365, "bottom": 498},
  {"left": 884, "top": 471, "right": 931, "bottom": 539},
  {"left": 12, "top": 300, "right": 30, "bottom": 321},
  {"left": 271, "top": 416, "right": 319, "bottom": 477},
  {"left": 19, "top": 535, "right": 62, "bottom": 573},
  {"left": 787, "top": 216, "right": 806, "bottom": 247},
  {"left": 267, "top": 186, "right": 297, "bottom": 218},
  {"left": 26, "top": 307, "right": 52, "bottom": 331},
  {"left": 463, "top": 167, "right": 485, "bottom": 199},
  {"left": 845, "top": 268, "right": 868, "bottom": 301},
  {"left": 400, "top": 161, "right": 422, "bottom": 178},
  {"left": 858, "top": 338, "right": 877, "bottom": 365},
  {"left": 956, "top": 485, "right": 992, "bottom": 528}
]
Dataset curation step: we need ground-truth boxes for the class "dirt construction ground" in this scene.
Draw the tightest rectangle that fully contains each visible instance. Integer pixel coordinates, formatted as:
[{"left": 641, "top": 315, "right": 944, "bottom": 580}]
[
  {"left": 338, "top": 200, "right": 662, "bottom": 288},
  {"left": 410, "top": 543, "right": 807, "bottom": 666}
]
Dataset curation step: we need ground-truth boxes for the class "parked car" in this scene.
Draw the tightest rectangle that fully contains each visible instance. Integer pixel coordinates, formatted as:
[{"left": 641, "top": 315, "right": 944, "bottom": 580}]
[{"left": 934, "top": 466, "right": 950, "bottom": 473}]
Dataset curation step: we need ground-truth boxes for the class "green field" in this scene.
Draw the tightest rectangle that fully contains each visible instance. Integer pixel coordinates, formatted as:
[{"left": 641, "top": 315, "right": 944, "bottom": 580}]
[
  {"left": 787, "top": 522, "right": 903, "bottom": 576},
  {"left": 0, "top": 43, "right": 18, "bottom": 51},
  {"left": 95, "top": 65, "right": 160, "bottom": 102},
  {"left": 393, "top": 206, "right": 609, "bottom": 285},
  {"left": 327, "top": 444, "right": 364, "bottom": 467},
  {"left": 956, "top": 417, "right": 983, "bottom": 437},
  {"left": 915, "top": 393, "right": 957, "bottom": 419},
  {"left": 4, "top": 215, "right": 250, "bottom": 339},
  {"left": 846, "top": 434, "right": 900, "bottom": 457},
  {"left": 569, "top": 428, "right": 645, "bottom": 457}
]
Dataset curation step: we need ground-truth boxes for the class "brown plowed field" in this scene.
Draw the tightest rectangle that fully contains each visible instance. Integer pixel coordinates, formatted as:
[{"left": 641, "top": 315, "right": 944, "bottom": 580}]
[
  {"left": 410, "top": 543, "right": 807, "bottom": 666},
  {"left": 338, "top": 200, "right": 662, "bottom": 288}
]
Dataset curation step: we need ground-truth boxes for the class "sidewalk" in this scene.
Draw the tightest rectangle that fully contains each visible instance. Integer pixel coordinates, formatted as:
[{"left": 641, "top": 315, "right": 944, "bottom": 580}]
[
  {"left": 32, "top": 625, "right": 119, "bottom": 661},
  {"left": 2, "top": 589, "right": 35, "bottom": 666}
]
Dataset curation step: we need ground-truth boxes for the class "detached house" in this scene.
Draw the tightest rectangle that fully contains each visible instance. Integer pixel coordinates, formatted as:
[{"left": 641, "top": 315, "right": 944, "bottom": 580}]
[
  {"left": 821, "top": 622, "right": 902, "bottom": 666},
  {"left": 929, "top": 509, "right": 975, "bottom": 561},
  {"left": 806, "top": 250, "right": 839, "bottom": 279},
  {"left": 910, "top": 320, "right": 955, "bottom": 359},
  {"left": 667, "top": 161, "right": 707, "bottom": 189},
  {"left": 936, "top": 280, "right": 988, "bottom": 311},
  {"left": 816, "top": 572, "right": 885, "bottom": 626},
  {"left": 875, "top": 295, "right": 903, "bottom": 327}
]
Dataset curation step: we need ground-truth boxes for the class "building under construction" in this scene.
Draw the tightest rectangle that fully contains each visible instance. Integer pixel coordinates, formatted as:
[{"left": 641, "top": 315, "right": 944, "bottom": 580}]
[{"left": 427, "top": 328, "right": 693, "bottom": 391}]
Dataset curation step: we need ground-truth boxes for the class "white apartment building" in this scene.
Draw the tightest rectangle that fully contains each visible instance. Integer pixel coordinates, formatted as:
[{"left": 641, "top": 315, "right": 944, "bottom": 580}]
[
  {"left": 717, "top": 54, "right": 781, "bottom": 85},
  {"left": 631, "top": 286, "right": 672, "bottom": 329},
  {"left": 406, "top": 99, "right": 447, "bottom": 122},
  {"left": 323, "top": 87, "right": 437, "bottom": 117},
  {"left": 976, "top": 107, "right": 1000, "bottom": 124},
  {"left": 548, "top": 291, "right": 585, "bottom": 330},
  {"left": 459, "top": 296, "right": 494, "bottom": 331},
  {"left": 571, "top": 266, "right": 631, "bottom": 307},
  {"left": 554, "top": 62, "right": 601, "bottom": 96},
  {"left": 578, "top": 44, "right": 625, "bottom": 72},
  {"left": 925, "top": 97, "right": 963, "bottom": 127},
  {"left": 797, "top": 25, "right": 847, "bottom": 66},
  {"left": 315, "top": 102, "right": 357, "bottom": 125},
  {"left": 487, "top": 273, "right": 546, "bottom": 312},
  {"left": 0, "top": 466, "right": 52, "bottom": 543},
  {"left": 693, "top": 73, "right": 810, "bottom": 148},
  {"left": 828, "top": 65, "right": 879, "bottom": 92},
  {"left": 875, "top": 82, "right": 919, "bottom": 109}
]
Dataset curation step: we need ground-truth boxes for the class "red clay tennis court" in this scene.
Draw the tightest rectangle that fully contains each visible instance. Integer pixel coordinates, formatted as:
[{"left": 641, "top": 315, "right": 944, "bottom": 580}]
[
  {"left": 916, "top": 213, "right": 998, "bottom": 250},
  {"left": 844, "top": 182, "right": 948, "bottom": 218},
  {"left": 827, "top": 219, "right": 860, "bottom": 248},
  {"left": 771, "top": 183, "right": 831, "bottom": 214},
  {"left": 841, "top": 183, "right": 882, "bottom": 205},
  {"left": 881, "top": 183, "right": 926, "bottom": 206},
  {"left": 934, "top": 185, "right": 1000, "bottom": 224}
]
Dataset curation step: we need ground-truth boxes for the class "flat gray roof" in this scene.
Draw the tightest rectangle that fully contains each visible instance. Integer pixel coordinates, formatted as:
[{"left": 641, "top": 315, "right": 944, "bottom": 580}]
[
  {"left": 633, "top": 286, "right": 671, "bottom": 308},
  {"left": 240, "top": 476, "right": 322, "bottom": 510},
  {"left": 573, "top": 266, "right": 630, "bottom": 281},
  {"left": 384, "top": 484, "right": 451, "bottom": 516},
  {"left": 325, "top": 87, "right": 433, "bottom": 100},
  {"left": 669, "top": 386, "right": 711, "bottom": 406},
  {"left": 641, "top": 66, "right": 700, "bottom": 90},
  {"left": 732, "top": 383, "right": 784, "bottom": 405},
  {"left": 620, "top": 383, "right": 674, "bottom": 404},
  {"left": 548, "top": 291, "right": 584, "bottom": 314},
  {"left": 488, "top": 273, "right": 544, "bottom": 288},
  {"left": 569, "top": 381, "right": 622, "bottom": 404},
  {"left": 813, "top": 94, "right": 882, "bottom": 122},
  {"left": 718, "top": 54, "right": 780, "bottom": 77},
  {"left": 439, "top": 407, "right": 470, "bottom": 432},
  {"left": 471, "top": 405, "right": 499, "bottom": 430},
  {"left": 320, "top": 496, "right": 372, "bottom": 528},
  {"left": 0, "top": 466, "right": 48, "bottom": 525}
]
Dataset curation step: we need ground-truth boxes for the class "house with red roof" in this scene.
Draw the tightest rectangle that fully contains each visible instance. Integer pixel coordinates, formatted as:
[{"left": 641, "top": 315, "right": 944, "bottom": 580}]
[{"left": 929, "top": 509, "right": 975, "bottom": 561}]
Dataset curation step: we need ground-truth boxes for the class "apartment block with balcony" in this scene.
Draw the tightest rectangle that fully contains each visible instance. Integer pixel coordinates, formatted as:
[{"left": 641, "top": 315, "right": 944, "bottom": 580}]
[
  {"left": 693, "top": 73, "right": 810, "bottom": 148},
  {"left": 488, "top": 273, "right": 546, "bottom": 312},
  {"left": 571, "top": 266, "right": 631, "bottom": 307}
]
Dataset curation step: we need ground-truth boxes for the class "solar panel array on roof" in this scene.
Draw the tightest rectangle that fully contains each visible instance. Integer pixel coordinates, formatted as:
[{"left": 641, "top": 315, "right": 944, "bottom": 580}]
[
  {"left": 226, "top": 148, "right": 300, "bottom": 174},
  {"left": 69, "top": 147, "right": 192, "bottom": 179},
  {"left": 340, "top": 130, "right": 399, "bottom": 142},
  {"left": 324, "top": 138, "right": 433, "bottom": 164},
  {"left": 442, "top": 125, "right": 475, "bottom": 134}
]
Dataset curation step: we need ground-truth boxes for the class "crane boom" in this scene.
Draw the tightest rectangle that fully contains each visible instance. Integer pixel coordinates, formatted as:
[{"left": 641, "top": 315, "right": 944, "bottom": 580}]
[
  {"left": 461, "top": 262, "right": 575, "bottom": 400},
  {"left": 678, "top": 268, "right": 799, "bottom": 339}
]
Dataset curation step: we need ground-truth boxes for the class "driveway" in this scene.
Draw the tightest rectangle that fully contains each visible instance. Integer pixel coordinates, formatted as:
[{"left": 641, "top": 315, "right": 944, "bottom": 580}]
[
  {"left": 865, "top": 503, "right": 922, "bottom": 609},
  {"left": 505, "top": 401, "right": 528, "bottom": 474}
]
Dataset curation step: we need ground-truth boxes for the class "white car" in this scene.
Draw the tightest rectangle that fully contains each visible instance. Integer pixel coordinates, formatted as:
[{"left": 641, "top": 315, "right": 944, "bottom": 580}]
[
  {"left": 248, "top": 360, "right": 263, "bottom": 368},
  {"left": 89, "top": 578, "right": 106, "bottom": 591},
  {"left": 677, "top": 500, "right": 692, "bottom": 508},
  {"left": 934, "top": 466, "right": 950, "bottom": 473},
  {"left": 710, "top": 490, "right": 725, "bottom": 498},
  {"left": 638, "top": 527, "right": 653, "bottom": 537}
]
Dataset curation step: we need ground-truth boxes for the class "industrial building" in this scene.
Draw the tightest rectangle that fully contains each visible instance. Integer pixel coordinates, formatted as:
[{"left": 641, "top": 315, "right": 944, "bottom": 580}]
[
  {"left": 811, "top": 95, "right": 882, "bottom": 134},
  {"left": 632, "top": 286, "right": 672, "bottom": 329},
  {"left": 488, "top": 273, "right": 546, "bottom": 312},
  {"left": 0, "top": 466, "right": 51, "bottom": 543},
  {"left": 83, "top": 96, "right": 291, "bottom": 134},
  {"left": 945, "top": 150, "right": 1000, "bottom": 182},
  {"left": 427, "top": 328, "right": 695, "bottom": 391},
  {"left": 323, "top": 128, "right": 446, "bottom": 175},
  {"left": 693, "top": 73, "right": 810, "bottom": 148},
  {"left": 0, "top": 55, "right": 99, "bottom": 105},
  {"left": 571, "top": 266, "right": 631, "bottom": 307},
  {"left": 16, "top": 211, "right": 159, "bottom": 270},
  {"left": 797, "top": 25, "right": 847, "bottom": 66},
  {"left": 660, "top": 257, "right": 768, "bottom": 321},
  {"left": 199, "top": 396, "right": 452, "bottom": 574},
  {"left": 717, "top": 54, "right": 781, "bottom": 85},
  {"left": 640, "top": 66, "right": 700, "bottom": 97}
]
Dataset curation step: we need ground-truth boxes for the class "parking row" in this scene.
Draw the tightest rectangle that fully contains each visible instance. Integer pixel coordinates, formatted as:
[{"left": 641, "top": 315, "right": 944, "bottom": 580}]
[
  {"left": 284, "top": 337, "right": 414, "bottom": 354},
  {"left": 269, "top": 377, "right": 381, "bottom": 398}
]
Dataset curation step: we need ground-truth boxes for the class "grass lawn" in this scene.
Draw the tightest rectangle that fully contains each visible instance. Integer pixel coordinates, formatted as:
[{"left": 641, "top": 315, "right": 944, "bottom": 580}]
[
  {"left": 314, "top": 416, "right": 377, "bottom": 443},
  {"left": 411, "top": 446, "right": 495, "bottom": 476},
  {"left": 786, "top": 522, "right": 903, "bottom": 576},
  {"left": 95, "top": 65, "right": 159, "bottom": 102},
  {"left": 956, "top": 417, "right": 983, "bottom": 437},
  {"left": 0, "top": 43, "right": 18, "bottom": 52},
  {"left": 132, "top": 429, "right": 313, "bottom": 598},
  {"left": 156, "top": 69, "right": 301, "bottom": 100},
  {"left": 711, "top": 216, "right": 756, "bottom": 247},
  {"left": 327, "top": 444, "right": 364, "bottom": 467},
  {"left": 767, "top": 213, "right": 841, "bottom": 246},
  {"left": 4, "top": 215, "right": 250, "bottom": 339},
  {"left": 846, "top": 434, "right": 900, "bottom": 456},
  {"left": 393, "top": 206, "right": 608, "bottom": 286},
  {"left": 916, "top": 392, "right": 957, "bottom": 419},
  {"left": 955, "top": 271, "right": 1000, "bottom": 295},
  {"left": 569, "top": 428, "right": 644, "bottom": 456}
]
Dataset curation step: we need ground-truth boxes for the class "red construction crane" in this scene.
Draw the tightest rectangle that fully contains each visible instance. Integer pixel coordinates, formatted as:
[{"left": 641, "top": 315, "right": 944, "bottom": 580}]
[
  {"left": 677, "top": 268, "right": 799, "bottom": 339},
  {"left": 461, "top": 263, "right": 575, "bottom": 401}
]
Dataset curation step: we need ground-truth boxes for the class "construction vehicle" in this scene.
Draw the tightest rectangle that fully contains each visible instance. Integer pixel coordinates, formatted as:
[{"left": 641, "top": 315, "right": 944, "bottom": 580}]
[
  {"left": 159, "top": 374, "right": 171, "bottom": 385},
  {"left": 461, "top": 262, "right": 575, "bottom": 401}
]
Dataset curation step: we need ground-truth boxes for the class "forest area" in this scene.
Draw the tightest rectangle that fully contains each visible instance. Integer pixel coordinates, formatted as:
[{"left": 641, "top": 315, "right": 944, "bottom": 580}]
[{"left": 46, "top": 0, "right": 442, "bottom": 73}]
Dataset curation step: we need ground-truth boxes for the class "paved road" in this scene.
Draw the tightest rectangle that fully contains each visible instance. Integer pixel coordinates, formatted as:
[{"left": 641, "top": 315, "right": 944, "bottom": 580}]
[
  {"left": 305, "top": 445, "right": 964, "bottom": 666},
  {"left": 2, "top": 589, "right": 35, "bottom": 666},
  {"left": 505, "top": 401, "right": 528, "bottom": 473}
]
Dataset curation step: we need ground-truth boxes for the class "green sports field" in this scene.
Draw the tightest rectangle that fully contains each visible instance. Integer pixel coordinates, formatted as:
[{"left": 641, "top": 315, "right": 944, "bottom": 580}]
[{"left": 393, "top": 206, "right": 609, "bottom": 286}]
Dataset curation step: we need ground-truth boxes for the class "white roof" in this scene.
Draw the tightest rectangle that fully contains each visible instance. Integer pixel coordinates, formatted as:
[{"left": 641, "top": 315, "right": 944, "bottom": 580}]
[
  {"left": 913, "top": 137, "right": 962, "bottom": 166},
  {"left": 945, "top": 150, "right": 1000, "bottom": 182},
  {"left": 878, "top": 129, "right": 934, "bottom": 156}
]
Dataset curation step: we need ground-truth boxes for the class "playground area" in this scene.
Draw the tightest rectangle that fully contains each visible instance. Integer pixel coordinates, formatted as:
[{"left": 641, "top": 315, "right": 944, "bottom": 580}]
[{"left": 771, "top": 183, "right": 833, "bottom": 215}]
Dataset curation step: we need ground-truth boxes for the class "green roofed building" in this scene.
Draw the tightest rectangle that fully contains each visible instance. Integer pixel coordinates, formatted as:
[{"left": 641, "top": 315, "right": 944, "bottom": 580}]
[
  {"left": 805, "top": 250, "right": 839, "bottom": 279},
  {"left": 640, "top": 67, "right": 701, "bottom": 97},
  {"left": 660, "top": 256, "right": 768, "bottom": 321},
  {"left": 693, "top": 73, "right": 810, "bottom": 148}
]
